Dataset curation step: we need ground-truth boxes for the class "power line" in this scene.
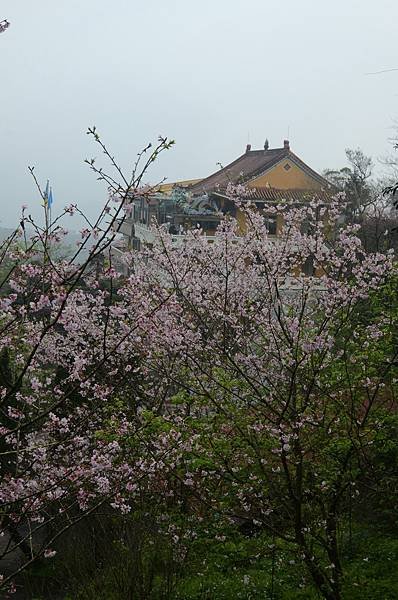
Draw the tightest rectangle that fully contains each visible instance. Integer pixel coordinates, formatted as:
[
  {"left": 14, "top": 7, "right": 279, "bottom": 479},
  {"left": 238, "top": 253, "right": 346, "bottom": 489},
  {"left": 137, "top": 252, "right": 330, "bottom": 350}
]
[{"left": 365, "top": 67, "right": 398, "bottom": 75}]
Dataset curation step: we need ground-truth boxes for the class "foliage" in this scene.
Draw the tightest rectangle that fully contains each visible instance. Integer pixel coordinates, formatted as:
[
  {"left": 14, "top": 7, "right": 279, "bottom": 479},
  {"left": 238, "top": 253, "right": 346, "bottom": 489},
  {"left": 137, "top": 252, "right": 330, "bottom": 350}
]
[
  {"left": 323, "top": 148, "right": 374, "bottom": 220},
  {"left": 323, "top": 148, "right": 398, "bottom": 254},
  {"left": 23, "top": 520, "right": 398, "bottom": 599}
]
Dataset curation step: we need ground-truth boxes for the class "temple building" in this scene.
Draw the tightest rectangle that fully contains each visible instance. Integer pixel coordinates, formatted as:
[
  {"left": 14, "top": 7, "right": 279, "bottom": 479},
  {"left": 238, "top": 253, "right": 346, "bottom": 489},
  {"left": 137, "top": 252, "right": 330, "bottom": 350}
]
[
  {"left": 187, "top": 139, "right": 327, "bottom": 194},
  {"left": 115, "top": 140, "right": 333, "bottom": 251}
]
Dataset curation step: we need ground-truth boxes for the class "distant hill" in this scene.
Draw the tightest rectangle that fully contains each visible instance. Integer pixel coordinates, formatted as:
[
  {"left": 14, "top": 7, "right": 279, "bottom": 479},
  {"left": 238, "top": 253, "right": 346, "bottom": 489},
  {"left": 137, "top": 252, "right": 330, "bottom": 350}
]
[
  {"left": 0, "top": 227, "right": 17, "bottom": 241},
  {"left": 0, "top": 227, "right": 90, "bottom": 262}
]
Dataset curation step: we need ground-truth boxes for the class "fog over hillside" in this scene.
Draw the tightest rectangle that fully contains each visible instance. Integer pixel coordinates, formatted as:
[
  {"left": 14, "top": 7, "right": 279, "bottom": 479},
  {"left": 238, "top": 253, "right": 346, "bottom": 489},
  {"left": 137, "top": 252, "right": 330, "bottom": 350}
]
[{"left": 0, "top": 226, "right": 91, "bottom": 261}]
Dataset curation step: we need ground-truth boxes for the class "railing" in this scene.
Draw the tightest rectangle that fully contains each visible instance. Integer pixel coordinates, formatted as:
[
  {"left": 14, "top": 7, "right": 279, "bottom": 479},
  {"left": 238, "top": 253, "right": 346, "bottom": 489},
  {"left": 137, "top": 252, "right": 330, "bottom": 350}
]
[
  {"left": 113, "top": 219, "right": 134, "bottom": 237},
  {"left": 116, "top": 220, "right": 281, "bottom": 248},
  {"left": 133, "top": 223, "right": 222, "bottom": 246}
]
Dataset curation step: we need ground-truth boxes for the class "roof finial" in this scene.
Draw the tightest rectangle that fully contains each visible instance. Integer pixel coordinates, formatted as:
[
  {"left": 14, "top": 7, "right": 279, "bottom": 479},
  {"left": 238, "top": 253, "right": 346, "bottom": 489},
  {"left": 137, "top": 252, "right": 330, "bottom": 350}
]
[
  {"left": 264, "top": 139, "right": 269, "bottom": 150},
  {"left": 246, "top": 143, "right": 252, "bottom": 153}
]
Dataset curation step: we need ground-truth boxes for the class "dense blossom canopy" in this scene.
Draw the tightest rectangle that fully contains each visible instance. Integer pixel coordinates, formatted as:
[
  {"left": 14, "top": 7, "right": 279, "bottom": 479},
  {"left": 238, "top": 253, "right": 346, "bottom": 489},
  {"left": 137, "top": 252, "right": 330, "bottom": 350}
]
[{"left": 0, "top": 188, "right": 396, "bottom": 599}]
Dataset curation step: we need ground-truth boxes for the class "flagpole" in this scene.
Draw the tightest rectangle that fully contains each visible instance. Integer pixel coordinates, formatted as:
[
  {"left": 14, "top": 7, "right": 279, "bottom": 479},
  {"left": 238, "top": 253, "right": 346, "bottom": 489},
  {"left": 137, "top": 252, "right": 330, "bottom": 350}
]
[
  {"left": 43, "top": 180, "right": 50, "bottom": 269},
  {"left": 48, "top": 186, "right": 53, "bottom": 232},
  {"left": 47, "top": 185, "right": 54, "bottom": 262}
]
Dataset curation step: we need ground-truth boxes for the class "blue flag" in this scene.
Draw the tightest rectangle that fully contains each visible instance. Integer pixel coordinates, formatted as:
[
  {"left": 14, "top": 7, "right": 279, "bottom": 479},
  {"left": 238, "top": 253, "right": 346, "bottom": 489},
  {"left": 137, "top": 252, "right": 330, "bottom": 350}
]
[{"left": 48, "top": 187, "right": 54, "bottom": 209}]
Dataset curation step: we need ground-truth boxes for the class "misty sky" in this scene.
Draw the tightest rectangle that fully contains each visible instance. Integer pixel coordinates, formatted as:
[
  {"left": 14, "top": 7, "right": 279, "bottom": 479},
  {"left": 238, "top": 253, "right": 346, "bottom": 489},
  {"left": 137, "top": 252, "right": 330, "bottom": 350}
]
[{"left": 1, "top": 0, "right": 398, "bottom": 227}]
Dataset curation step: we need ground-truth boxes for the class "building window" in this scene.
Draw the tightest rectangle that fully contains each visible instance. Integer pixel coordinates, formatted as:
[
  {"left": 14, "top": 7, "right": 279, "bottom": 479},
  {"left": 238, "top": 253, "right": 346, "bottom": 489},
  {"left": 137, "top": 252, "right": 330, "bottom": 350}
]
[
  {"left": 303, "top": 256, "right": 315, "bottom": 276},
  {"left": 264, "top": 216, "right": 277, "bottom": 235},
  {"left": 284, "top": 163, "right": 291, "bottom": 171}
]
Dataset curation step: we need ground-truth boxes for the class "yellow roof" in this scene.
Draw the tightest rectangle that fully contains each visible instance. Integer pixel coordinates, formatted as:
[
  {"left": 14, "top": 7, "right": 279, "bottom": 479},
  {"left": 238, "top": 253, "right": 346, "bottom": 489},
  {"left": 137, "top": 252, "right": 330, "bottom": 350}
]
[{"left": 156, "top": 178, "right": 202, "bottom": 194}]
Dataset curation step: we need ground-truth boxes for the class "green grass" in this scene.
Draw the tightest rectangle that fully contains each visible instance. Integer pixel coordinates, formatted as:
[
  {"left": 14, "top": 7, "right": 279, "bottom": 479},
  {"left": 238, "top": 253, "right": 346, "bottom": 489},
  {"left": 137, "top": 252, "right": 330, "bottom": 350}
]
[{"left": 22, "top": 522, "right": 398, "bottom": 599}]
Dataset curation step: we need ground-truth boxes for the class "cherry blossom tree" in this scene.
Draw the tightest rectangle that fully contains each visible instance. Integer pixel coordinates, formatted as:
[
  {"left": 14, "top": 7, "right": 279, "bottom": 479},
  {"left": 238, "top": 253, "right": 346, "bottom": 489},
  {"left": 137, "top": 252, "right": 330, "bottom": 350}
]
[
  {"left": 0, "top": 130, "right": 178, "bottom": 594},
  {"left": 0, "top": 132, "right": 396, "bottom": 600},
  {"left": 124, "top": 197, "right": 397, "bottom": 600}
]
